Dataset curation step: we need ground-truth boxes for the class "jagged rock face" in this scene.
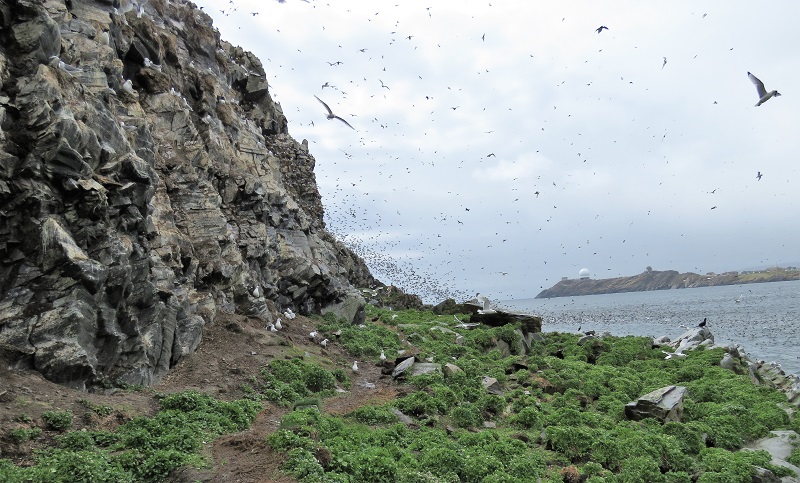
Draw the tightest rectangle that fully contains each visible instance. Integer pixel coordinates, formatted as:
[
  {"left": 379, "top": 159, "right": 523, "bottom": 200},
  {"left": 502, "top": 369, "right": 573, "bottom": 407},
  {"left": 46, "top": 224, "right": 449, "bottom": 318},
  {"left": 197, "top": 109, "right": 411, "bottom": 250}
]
[{"left": 0, "top": 0, "right": 376, "bottom": 389}]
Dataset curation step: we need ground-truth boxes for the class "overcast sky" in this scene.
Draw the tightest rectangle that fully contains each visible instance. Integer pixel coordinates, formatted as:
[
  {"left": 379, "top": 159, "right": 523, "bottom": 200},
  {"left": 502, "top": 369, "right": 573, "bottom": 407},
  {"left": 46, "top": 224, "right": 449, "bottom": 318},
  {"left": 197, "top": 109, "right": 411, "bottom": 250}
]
[{"left": 192, "top": 0, "right": 799, "bottom": 303}]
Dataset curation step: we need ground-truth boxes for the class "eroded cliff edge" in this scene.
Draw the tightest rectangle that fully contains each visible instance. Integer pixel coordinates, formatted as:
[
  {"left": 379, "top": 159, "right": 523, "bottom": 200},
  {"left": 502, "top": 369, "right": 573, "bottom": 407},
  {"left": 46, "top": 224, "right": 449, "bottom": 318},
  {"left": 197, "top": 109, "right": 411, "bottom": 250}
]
[{"left": 0, "top": 0, "right": 378, "bottom": 389}]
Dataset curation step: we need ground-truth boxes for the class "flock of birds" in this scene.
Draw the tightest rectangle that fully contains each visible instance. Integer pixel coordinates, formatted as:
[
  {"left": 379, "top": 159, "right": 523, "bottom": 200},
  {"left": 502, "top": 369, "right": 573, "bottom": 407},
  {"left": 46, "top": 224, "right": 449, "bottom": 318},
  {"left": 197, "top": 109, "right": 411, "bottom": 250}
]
[{"left": 193, "top": 1, "right": 791, "bottom": 303}]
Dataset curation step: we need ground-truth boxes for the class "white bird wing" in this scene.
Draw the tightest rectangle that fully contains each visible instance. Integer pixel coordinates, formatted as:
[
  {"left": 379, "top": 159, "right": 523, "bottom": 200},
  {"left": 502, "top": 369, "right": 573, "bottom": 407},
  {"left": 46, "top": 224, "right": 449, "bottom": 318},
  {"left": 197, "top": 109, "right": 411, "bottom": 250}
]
[
  {"left": 333, "top": 115, "right": 356, "bottom": 130},
  {"left": 314, "top": 95, "right": 333, "bottom": 116},
  {"left": 748, "top": 72, "right": 767, "bottom": 98}
]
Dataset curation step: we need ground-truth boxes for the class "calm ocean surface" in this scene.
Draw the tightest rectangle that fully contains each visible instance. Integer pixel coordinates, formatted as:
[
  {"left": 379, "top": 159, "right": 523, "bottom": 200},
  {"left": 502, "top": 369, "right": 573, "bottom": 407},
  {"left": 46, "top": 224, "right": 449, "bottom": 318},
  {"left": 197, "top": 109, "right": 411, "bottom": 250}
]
[{"left": 498, "top": 280, "right": 800, "bottom": 376}]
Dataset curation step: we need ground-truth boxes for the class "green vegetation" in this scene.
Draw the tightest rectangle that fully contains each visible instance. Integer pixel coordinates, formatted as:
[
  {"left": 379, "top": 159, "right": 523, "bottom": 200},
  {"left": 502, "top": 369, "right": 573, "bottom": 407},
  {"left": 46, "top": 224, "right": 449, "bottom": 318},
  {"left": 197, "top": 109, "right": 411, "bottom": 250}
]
[
  {"left": 240, "top": 357, "right": 341, "bottom": 407},
  {"left": 0, "top": 391, "right": 261, "bottom": 482},
  {"left": 41, "top": 410, "right": 73, "bottom": 431},
  {"left": 269, "top": 304, "right": 798, "bottom": 482}
]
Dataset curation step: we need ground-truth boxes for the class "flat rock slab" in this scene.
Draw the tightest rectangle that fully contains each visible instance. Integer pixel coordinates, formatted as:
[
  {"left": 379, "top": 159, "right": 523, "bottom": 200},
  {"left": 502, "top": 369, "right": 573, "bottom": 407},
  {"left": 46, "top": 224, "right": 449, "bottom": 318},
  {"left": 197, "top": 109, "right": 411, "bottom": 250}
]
[
  {"left": 625, "top": 385, "right": 687, "bottom": 422},
  {"left": 744, "top": 430, "right": 800, "bottom": 482},
  {"left": 407, "top": 363, "right": 442, "bottom": 377}
]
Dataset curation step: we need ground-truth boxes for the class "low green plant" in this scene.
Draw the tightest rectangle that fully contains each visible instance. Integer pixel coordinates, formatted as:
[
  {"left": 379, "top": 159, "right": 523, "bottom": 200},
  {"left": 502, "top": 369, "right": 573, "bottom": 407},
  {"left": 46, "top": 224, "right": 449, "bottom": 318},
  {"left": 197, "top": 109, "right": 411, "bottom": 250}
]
[
  {"left": 77, "top": 398, "right": 114, "bottom": 416},
  {"left": 9, "top": 427, "right": 42, "bottom": 443},
  {"left": 42, "top": 410, "right": 73, "bottom": 431},
  {"left": 1, "top": 391, "right": 261, "bottom": 482}
]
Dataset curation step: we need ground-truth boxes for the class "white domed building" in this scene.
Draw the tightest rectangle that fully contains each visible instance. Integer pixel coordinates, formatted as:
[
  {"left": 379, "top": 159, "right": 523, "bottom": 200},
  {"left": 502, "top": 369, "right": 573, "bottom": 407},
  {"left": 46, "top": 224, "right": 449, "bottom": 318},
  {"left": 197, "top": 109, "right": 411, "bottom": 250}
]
[{"left": 578, "top": 268, "right": 591, "bottom": 279}]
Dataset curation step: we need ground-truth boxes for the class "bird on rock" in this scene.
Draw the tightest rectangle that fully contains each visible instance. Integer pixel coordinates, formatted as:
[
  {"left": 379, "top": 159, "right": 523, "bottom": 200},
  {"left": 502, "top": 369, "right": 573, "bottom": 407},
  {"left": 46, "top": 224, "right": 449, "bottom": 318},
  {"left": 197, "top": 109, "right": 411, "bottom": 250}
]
[
  {"left": 748, "top": 72, "right": 781, "bottom": 106},
  {"left": 698, "top": 318, "right": 707, "bottom": 327},
  {"left": 314, "top": 95, "right": 355, "bottom": 130}
]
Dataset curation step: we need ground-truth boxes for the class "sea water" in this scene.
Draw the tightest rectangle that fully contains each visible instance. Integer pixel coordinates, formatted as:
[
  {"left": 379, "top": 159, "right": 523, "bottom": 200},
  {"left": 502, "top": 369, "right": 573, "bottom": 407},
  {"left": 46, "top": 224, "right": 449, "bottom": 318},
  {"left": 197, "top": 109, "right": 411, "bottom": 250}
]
[{"left": 498, "top": 280, "right": 800, "bottom": 376}]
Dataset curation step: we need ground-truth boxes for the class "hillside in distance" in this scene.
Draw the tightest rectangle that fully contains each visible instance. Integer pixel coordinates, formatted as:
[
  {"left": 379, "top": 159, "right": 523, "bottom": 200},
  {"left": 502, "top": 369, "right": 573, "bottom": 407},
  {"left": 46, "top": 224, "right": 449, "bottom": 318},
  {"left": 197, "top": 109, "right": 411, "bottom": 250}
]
[{"left": 535, "top": 267, "right": 800, "bottom": 298}]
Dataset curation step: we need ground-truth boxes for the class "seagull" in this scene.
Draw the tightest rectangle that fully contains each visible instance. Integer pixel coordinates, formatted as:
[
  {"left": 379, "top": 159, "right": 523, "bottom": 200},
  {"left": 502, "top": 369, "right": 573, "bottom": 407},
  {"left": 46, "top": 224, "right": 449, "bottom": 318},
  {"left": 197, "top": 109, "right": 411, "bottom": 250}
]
[
  {"left": 379, "top": 350, "right": 386, "bottom": 361},
  {"left": 735, "top": 294, "right": 743, "bottom": 303},
  {"left": 309, "top": 330, "right": 317, "bottom": 339},
  {"left": 596, "top": 25, "right": 608, "bottom": 33},
  {"left": 748, "top": 72, "right": 781, "bottom": 106},
  {"left": 352, "top": 361, "right": 359, "bottom": 372},
  {"left": 275, "top": 318, "right": 283, "bottom": 330},
  {"left": 98, "top": 29, "right": 110, "bottom": 46},
  {"left": 662, "top": 57, "right": 667, "bottom": 69},
  {"left": 49, "top": 56, "right": 83, "bottom": 76},
  {"left": 662, "top": 350, "right": 687, "bottom": 360},
  {"left": 268, "top": 323, "right": 278, "bottom": 332},
  {"left": 284, "top": 308, "right": 296, "bottom": 319},
  {"left": 320, "top": 338, "right": 328, "bottom": 347},
  {"left": 756, "top": 171, "right": 763, "bottom": 181},
  {"left": 698, "top": 317, "right": 707, "bottom": 327},
  {"left": 144, "top": 58, "right": 162, "bottom": 72},
  {"left": 120, "top": 79, "right": 136, "bottom": 95},
  {"left": 314, "top": 95, "right": 355, "bottom": 130}
]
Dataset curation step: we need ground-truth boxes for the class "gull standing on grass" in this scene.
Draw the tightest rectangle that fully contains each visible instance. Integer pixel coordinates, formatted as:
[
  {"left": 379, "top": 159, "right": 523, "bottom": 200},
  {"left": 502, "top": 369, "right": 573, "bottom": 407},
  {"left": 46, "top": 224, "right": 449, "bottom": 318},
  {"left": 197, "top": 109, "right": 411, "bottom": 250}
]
[
  {"left": 314, "top": 95, "right": 355, "bottom": 130},
  {"left": 748, "top": 72, "right": 781, "bottom": 106}
]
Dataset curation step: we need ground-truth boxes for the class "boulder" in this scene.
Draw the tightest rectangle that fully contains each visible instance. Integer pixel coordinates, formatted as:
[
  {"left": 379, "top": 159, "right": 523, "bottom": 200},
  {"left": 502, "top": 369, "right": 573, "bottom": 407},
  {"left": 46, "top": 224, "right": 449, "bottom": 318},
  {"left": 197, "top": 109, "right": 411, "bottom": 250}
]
[
  {"left": 443, "top": 363, "right": 463, "bottom": 377},
  {"left": 392, "top": 356, "right": 416, "bottom": 378},
  {"left": 624, "top": 385, "right": 687, "bottom": 422},
  {"left": 482, "top": 376, "right": 504, "bottom": 396},
  {"left": 408, "top": 363, "right": 442, "bottom": 377}
]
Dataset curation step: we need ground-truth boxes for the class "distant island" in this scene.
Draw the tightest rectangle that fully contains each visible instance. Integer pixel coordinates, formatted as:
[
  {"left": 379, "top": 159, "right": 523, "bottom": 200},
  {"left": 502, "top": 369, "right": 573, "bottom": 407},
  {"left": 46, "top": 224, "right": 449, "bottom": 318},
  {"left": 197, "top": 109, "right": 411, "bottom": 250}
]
[{"left": 535, "top": 266, "right": 800, "bottom": 298}]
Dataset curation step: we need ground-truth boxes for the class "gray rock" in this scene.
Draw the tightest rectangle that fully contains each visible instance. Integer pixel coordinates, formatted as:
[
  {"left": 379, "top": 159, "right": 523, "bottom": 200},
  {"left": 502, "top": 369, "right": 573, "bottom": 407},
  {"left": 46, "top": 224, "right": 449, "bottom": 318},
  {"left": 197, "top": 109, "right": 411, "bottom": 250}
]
[
  {"left": 443, "top": 363, "right": 463, "bottom": 377},
  {"left": 408, "top": 363, "right": 442, "bottom": 377},
  {"left": 482, "top": 376, "right": 504, "bottom": 396},
  {"left": 392, "top": 357, "right": 416, "bottom": 378},
  {"left": 719, "top": 353, "right": 737, "bottom": 371},
  {"left": 624, "top": 385, "right": 687, "bottom": 422},
  {"left": 744, "top": 430, "right": 800, "bottom": 482}
]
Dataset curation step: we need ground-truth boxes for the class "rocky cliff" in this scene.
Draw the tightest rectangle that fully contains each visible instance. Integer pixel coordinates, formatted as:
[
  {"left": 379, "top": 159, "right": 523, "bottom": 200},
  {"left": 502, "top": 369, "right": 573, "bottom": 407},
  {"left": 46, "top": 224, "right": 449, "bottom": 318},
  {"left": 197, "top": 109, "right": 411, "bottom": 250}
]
[
  {"left": 535, "top": 269, "right": 797, "bottom": 298},
  {"left": 0, "top": 0, "right": 381, "bottom": 390}
]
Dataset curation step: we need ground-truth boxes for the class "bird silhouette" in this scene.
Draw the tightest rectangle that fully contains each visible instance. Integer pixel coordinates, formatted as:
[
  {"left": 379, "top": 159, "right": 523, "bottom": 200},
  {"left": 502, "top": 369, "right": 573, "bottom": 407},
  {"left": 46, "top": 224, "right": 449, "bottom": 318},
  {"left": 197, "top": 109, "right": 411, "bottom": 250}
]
[
  {"left": 596, "top": 26, "right": 608, "bottom": 33},
  {"left": 314, "top": 95, "right": 355, "bottom": 130}
]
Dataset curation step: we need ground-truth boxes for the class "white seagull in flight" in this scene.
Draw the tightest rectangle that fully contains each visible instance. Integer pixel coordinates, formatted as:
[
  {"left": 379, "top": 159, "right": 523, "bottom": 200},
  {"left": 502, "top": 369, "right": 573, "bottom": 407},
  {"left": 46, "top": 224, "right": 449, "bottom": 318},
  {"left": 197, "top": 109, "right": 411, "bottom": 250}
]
[
  {"left": 748, "top": 72, "right": 781, "bottom": 106},
  {"left": 314, "top": 95, "right": 355, "bottom": 130}
]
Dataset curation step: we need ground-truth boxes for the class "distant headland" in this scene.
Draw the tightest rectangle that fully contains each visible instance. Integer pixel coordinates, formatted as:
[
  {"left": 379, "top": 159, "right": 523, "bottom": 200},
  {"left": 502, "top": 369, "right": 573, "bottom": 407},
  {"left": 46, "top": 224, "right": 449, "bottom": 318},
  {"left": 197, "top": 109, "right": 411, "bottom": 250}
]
[{"left": 535, "top": 266, "right": 800, "bottom": 299}]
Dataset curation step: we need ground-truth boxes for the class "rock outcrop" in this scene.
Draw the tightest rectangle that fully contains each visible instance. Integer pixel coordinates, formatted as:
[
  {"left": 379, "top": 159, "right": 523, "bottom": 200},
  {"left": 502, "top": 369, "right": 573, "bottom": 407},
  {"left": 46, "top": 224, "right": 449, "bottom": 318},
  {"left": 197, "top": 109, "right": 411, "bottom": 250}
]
[
  {"left": 0, "top": 0, "right": 378, "bottom": 389},
  {"left": 624, "top": 385, "right": 687, "bottom": 422}
]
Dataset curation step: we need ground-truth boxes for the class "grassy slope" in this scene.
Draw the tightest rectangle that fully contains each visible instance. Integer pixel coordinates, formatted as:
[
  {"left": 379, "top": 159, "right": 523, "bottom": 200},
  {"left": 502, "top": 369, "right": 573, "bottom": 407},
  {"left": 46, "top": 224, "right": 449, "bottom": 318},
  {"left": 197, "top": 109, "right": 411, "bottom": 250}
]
[{"left": 2, "top": 305, "right": 798, "bottom": 482}]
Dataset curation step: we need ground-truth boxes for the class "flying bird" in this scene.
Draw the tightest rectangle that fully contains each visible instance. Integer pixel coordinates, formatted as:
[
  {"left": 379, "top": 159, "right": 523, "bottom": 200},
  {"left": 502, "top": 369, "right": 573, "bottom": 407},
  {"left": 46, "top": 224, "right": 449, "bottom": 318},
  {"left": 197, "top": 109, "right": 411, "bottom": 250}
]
[
  {"left": 314, "top": 95, "right": 355, "bottom": 130},
  {"left": 756, "top": 171, "right": 763, "bottom": 181},
  {"left": 748, "top": 72, "right": 781, "bottom": 106},
  {"left": 596, "top": 25, "right": 608, "bottom": 33},
  {"left": 662, "top": 57, "right": 667, "bottom": 69}
]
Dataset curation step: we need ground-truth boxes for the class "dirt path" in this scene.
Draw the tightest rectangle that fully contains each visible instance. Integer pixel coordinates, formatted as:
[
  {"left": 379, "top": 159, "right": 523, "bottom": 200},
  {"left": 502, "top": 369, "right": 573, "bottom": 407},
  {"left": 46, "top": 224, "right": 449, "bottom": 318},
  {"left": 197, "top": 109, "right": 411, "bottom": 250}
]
[{"left": 1, "top": 312, "right": 404, "bottom": 482}]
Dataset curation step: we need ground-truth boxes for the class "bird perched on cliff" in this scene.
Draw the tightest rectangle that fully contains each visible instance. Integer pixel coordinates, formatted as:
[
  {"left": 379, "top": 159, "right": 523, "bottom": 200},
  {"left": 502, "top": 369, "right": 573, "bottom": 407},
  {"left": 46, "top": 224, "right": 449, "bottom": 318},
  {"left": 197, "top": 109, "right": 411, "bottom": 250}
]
[
  {"left": 98, "top": 29, "right": 110, "bottom": 46},
  {"left": 275, "top": 318, "right": 283, "bottom": 330},
  {"left": 314, "top": 95, "right": 355, "bottom": 130},
  {"left": 352, "top": 361, "right": 359, "bottom": 372},
  {"left": 698, "top": 318, "right": 707, "bottom": 327},
  {"left": 284, "top": 308, "right": 296, "bottom": 319},
  {"left": 309, "top": 330, "right": 317, "bottom": 340},
  {"left": 144, "top": 57, "right": 162, "bottom": 72},
  {"left": 748, "top": 72, "right": 781, "bottom": 106},
  {"left": 268, "top": 323, "right": 278, "bottom": 332},
  {"left": 49, "top": 56, "right": 83, "bottom": 76},
  {"left": 320, "top": 338, "right": 328, "bottom": 347}
]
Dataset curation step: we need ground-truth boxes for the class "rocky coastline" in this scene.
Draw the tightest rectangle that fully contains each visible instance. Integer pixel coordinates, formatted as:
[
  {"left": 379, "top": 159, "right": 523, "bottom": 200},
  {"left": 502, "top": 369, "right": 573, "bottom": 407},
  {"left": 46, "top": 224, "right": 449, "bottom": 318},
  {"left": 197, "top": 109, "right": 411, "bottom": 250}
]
[{"left": 536, "top": 268, "right": 800, "bottom": 298}]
